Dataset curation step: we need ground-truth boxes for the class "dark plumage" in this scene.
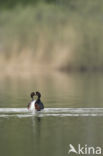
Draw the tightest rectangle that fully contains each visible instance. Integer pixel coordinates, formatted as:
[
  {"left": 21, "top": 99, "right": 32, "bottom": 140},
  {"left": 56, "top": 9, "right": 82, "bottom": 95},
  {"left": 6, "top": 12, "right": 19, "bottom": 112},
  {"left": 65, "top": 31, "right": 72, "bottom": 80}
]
[
  {"left": 35, "top": 91, "right": 44, "bottom": 111},
  {"left": 28, "top": 91, "right": 44, "bottom": 111},
  {"left": 30, "top": 92, "right": 35, "bottom": 100}
]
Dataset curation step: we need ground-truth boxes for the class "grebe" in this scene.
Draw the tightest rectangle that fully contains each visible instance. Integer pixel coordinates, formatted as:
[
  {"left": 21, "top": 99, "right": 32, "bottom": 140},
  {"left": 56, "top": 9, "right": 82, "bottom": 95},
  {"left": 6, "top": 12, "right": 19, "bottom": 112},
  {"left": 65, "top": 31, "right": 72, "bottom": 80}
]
[
  {"left": 27, "top": 92, "right": 35, "bottom": 111},
  {"left": 27, "top": 91, "right": 44, "bottom": 111},
  {"left": 35, "top": 91, "right": 44, "bottom": 111}
]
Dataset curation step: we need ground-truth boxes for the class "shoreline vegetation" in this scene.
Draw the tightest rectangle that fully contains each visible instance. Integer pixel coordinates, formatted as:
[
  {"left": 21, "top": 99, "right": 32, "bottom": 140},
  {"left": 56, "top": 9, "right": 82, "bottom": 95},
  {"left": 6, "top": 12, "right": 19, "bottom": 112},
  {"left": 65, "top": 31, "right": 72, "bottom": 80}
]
[{"left": 0, "top": 0, "right": 103, "bottom": 74}]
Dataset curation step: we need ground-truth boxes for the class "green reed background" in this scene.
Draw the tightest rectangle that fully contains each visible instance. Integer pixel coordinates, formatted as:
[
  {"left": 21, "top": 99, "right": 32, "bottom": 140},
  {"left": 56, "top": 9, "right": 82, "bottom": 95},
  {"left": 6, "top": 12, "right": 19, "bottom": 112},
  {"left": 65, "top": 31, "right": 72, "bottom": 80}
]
[{"left": 0, "top": 0, "right": 103, "bottom": 72}]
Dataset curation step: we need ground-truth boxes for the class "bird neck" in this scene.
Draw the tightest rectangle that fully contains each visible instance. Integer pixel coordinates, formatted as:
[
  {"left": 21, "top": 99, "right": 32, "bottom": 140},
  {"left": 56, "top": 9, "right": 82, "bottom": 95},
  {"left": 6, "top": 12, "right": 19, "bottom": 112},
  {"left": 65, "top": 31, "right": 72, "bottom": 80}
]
[
  {"left": 36, "top": 97, "right": 40, "bottom": 102},
  {"left": 32, "top": 98, "right": 34, "bottom": 101}
]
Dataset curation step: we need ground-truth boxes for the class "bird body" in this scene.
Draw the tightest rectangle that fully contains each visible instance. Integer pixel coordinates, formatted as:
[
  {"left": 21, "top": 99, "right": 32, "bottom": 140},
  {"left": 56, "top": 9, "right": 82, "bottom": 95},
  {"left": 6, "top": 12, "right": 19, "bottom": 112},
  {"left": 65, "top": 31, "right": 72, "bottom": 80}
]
[
  {"left": 27, "top": 100, "right": 36, "bottom": 111},
  {"left": 35, "top": 99, "right": 44, "bottom": 111},
  {"left": 27, "top": 91, "right": 44, "bottom": 111}
]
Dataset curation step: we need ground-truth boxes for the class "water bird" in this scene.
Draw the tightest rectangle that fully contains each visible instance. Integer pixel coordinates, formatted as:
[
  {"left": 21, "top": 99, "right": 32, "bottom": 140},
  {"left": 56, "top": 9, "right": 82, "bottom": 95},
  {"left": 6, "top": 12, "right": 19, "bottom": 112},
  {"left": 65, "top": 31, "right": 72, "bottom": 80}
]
[{"left": 27, "top": 91, "right": 44, "bottom": 111}]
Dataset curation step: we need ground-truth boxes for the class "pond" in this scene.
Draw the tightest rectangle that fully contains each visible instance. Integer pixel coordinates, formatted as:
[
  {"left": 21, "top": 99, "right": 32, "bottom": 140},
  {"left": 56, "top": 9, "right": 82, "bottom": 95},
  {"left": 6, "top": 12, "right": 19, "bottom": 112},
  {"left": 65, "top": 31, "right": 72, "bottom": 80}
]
[{"left": 0, "top": 72, "right": 103, "bottom": 156}]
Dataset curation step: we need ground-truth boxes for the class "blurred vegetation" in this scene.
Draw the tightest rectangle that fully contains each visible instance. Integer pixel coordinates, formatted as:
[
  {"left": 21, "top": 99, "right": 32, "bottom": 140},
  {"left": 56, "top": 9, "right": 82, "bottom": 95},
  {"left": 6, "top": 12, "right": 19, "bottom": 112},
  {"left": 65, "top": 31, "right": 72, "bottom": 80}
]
[{"left": 0, "top": 0, "right": 103, "bottom": 72}]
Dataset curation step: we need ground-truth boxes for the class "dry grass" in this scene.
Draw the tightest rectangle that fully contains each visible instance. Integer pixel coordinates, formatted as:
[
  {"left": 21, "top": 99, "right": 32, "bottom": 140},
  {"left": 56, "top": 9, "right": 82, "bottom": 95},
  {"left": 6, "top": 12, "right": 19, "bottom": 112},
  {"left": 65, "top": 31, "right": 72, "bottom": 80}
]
[{"left": 0, "top": 2, "right": 103, "bottom": 73}]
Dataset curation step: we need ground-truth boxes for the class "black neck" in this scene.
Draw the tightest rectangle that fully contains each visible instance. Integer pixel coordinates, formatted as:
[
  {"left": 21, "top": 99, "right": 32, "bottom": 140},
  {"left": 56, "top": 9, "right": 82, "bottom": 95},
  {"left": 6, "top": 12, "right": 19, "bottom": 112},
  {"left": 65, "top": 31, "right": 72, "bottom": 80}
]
[
  {"left": 37, "top": 96, "right": 40, "bottom": 100},
  {"left": 36, "top": 96, "right": 40, "bottom": 102},
  {"left": 37, "top": 94, "right": 41, "bottom": 99}
]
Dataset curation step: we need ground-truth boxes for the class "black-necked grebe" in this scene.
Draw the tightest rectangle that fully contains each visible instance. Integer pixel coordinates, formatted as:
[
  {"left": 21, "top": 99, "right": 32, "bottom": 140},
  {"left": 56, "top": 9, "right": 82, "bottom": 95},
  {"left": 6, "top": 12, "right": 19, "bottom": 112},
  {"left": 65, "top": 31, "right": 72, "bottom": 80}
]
[
  {"left": 27, "top": 91, "right": 44, "bottom": 111},
  {"left": 35, "top": 91, "right": 44, "bottom": 111}
]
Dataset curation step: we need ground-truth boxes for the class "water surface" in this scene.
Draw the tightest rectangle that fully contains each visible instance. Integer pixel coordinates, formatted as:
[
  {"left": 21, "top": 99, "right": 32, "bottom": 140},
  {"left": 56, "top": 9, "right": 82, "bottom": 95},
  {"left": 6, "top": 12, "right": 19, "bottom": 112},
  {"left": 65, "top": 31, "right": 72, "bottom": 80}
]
[{"left": 0, "top": 72, "right": 103, "bottom": 156}]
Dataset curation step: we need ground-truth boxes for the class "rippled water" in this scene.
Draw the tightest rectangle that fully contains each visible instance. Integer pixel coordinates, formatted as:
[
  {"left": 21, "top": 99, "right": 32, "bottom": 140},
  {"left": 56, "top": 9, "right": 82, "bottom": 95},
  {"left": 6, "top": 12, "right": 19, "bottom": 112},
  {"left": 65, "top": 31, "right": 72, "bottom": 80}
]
[{"left": 0, "top": 72, "right": 103, "bottom": 156}]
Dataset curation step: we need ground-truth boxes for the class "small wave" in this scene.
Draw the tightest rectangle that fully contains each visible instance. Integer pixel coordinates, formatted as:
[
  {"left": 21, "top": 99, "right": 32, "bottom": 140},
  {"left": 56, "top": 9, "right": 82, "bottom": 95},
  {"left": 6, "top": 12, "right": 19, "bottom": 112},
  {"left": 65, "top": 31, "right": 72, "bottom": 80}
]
[{"left": 0, "top": 108, "right": 103, "bottom": 118}]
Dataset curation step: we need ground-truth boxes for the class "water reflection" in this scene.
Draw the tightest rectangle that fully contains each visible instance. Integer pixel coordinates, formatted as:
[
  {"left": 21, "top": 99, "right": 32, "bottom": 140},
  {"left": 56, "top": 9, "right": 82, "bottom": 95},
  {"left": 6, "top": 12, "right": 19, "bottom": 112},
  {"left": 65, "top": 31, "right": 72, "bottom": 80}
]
[{"left": 0, "top": 72, "right": 103, "bottom": 108}]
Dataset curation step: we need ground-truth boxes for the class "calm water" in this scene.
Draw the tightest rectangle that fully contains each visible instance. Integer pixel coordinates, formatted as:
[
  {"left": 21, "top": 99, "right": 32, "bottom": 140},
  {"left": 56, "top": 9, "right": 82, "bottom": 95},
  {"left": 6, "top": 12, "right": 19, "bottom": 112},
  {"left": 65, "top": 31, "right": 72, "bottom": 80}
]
[{"left": 0, "top": 72, "right": 103, "bottom": 156}]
